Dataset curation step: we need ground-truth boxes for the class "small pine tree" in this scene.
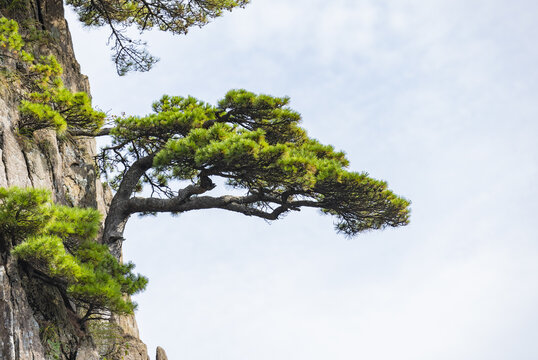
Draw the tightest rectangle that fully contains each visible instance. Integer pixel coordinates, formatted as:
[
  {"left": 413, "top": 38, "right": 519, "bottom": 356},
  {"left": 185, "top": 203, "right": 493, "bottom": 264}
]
[
  {"left": 0, "top": 17, "right": 105, "bottom": 136},
  {"left": 0, "top": 187, "right": 147, "bottom": 323}
]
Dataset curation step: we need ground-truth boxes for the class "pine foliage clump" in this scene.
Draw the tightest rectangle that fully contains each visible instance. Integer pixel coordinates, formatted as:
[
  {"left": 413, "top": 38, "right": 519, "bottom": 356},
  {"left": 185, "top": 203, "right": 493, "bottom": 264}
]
[
  {"left": 0, "top": 187, "right": 147, "bottom": 323},
  {"left": 66, "top": 0, "right": 250, "bottom": 74},
  {"left": 0, "top": 17, "right": 105, "bottom": 136}
]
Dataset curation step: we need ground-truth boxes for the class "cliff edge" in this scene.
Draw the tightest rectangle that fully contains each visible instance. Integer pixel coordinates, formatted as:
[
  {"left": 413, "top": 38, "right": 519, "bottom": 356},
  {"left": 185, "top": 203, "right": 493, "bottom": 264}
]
[{"left": 0, "top": 0, "right": 149, "bottom": 358}]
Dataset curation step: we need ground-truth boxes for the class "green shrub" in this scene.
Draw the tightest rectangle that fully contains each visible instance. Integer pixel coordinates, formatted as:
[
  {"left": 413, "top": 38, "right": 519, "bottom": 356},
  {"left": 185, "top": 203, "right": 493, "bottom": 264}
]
[
  {"left": 0, "top": 17, "right": 105, "bottom": 136},
  {"left": 0, "top": 187, "right": 147, "bottom": 322},
  {"left": 0, "top": 187, "right": 53, "bottom": 239},
  {"left": 87, "top": 321, "right": 131, "bottom": 358}
]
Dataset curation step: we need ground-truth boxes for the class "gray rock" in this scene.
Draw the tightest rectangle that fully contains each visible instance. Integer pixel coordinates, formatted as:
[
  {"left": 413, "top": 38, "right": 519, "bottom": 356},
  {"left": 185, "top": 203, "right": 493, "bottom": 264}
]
[
  {"left": 156, "top": 346, "right": 169, "bottom": 360},
  {"left": 0, "top": 256, "right": 45, "bottom": 360},
  {"left": 0, "top": 0, "right": 149, "bottom": 358}
]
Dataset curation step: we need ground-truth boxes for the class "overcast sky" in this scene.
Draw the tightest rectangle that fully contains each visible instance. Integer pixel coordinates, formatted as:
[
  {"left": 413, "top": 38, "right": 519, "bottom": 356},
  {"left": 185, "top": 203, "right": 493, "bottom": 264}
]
[{"left": 66, "top": 1, "right": 538, "bottom": 359}]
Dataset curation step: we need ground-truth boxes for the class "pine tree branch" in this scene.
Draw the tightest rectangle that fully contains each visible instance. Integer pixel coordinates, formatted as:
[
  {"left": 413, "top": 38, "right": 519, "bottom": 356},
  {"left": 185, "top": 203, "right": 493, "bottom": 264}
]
[
  {"left": 70, "top": 127, "right": 112, "bottom": 136},
  {"left": 125, "top": 192, "right": 294, "bottom": 220}
]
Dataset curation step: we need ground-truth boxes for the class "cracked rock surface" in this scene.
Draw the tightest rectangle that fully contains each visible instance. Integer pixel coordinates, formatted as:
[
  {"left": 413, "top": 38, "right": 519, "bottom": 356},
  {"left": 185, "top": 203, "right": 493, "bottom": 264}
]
[{"left": 0, "top": 0, "right": 149, "bottom": 358}]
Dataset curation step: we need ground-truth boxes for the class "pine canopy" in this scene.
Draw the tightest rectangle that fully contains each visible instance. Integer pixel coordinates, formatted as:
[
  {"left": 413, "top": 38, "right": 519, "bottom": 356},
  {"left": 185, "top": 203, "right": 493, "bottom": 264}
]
[{"left": 101, "top": 90, "right": 410, "bottom": 239}]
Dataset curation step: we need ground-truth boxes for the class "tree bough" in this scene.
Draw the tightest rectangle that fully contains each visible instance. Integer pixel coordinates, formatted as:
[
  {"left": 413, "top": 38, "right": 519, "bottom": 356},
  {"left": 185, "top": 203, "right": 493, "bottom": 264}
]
[{"left": 99, "top": 90, "right": 410, "bottom": 251}]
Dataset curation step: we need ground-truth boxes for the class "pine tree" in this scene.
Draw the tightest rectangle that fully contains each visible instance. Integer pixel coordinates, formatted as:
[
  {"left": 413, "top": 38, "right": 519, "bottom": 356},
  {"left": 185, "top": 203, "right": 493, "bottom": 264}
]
[
  {"left": 98, "top": 90, "right": 410, "bottom": 255},
  {"left": 0, "top": 187, "right": 147, "bottom": 323}
]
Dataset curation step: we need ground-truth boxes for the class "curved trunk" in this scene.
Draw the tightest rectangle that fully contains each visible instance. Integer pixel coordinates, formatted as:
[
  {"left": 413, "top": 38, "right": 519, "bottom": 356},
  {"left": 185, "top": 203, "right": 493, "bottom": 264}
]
[{"left": 102, "top": 154, "right": 155, "bottom": 258}]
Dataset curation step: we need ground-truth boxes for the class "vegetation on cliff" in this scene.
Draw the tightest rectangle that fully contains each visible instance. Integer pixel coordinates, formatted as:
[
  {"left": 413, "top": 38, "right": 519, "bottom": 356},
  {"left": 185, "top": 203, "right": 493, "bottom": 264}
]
[
  {"left": 0, "top": 17, "right": 105, "bottom": 136},
  {"left": 0, "top": 187, "right": 147, "bottom": 323}
]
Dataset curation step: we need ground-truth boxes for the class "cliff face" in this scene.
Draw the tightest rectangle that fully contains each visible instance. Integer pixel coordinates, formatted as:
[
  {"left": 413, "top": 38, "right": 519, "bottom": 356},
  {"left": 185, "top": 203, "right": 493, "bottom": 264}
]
[{"left": 0, "top": 1, "right": 148, "bottom": 359}]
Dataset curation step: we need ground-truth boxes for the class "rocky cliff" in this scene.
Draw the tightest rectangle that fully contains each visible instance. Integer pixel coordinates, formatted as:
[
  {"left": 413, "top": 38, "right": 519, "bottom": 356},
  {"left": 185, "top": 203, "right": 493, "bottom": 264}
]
[{"left": 0, "top": 0, "right": 149, "bottom": 358}]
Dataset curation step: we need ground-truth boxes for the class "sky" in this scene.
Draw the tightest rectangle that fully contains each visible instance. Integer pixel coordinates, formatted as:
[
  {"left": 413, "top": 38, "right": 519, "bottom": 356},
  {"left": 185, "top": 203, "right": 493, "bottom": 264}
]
[{"left": 66, "top": 1, "right": 538, "bottom": 359}]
